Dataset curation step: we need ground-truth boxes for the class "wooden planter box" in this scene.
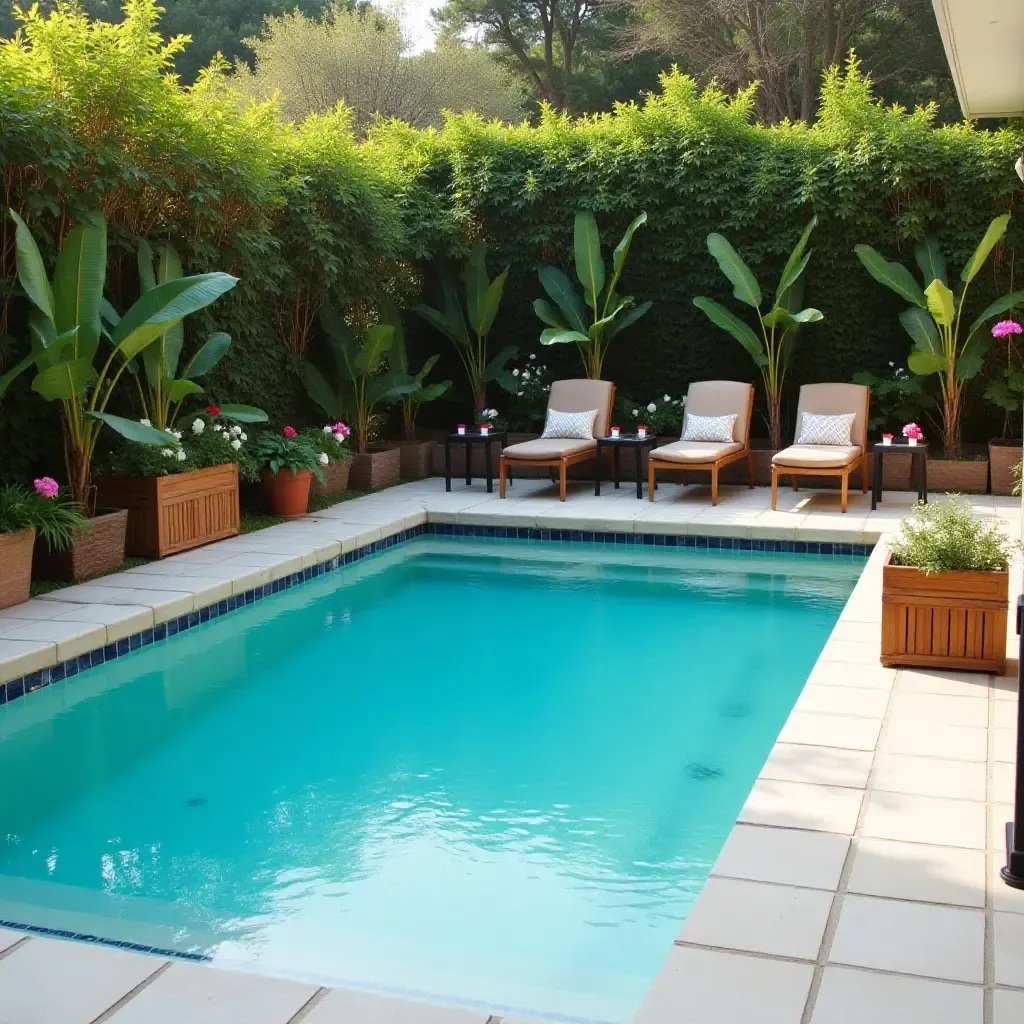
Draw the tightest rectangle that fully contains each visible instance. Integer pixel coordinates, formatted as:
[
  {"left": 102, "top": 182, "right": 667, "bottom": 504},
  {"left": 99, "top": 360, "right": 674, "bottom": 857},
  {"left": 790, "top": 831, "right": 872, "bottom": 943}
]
[
  {"left": 989, "top": 441, "right": 1022, "bottom": 496},
  {"left": 927, "top": 456, "right": 989, "bottom": 494},
  {"left": 310, "top": 456, "right": 351, "bottom": 498},
  {"left": 881, "top": 552, "right": 1008, "bottom": 674},
  {"left": 0, "top": 528, "right": 34, "bottom": 609},
  {"left": 96, "top": 464, "right": 239, "bottom": 559},
  {"left": 34, "top": 508, "right": 128, "bottom": 582},
  {"left": 349, "top": 445, "right": 401, "bottom": 490},
  {"left": 397, "top": 440, "right": 432, "bottom": 480}
]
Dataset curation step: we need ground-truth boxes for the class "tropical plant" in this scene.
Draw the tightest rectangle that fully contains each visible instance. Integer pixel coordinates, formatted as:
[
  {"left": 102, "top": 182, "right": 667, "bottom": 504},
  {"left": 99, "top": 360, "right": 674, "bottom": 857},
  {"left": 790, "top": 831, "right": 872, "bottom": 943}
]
[
  {"left": 254, "top": 428, "right": 325, "bottom": 481},
  {"left": 415, "top": 241, "right": 515, "bottom": 415},
  {"left": 855, "top": 217, "right": 1024, "bottom": 458},
  {"left": 853, "top": 364, "right": 937, "bottom": 434},
  {"left": 127, "top": 239, "right": 267, "bottom": 431},
  {"left": 694, "top": 219, "right": 823, "bottom": 449},
  {"left": 9, "top": 210, "right": 239, "bottom": 512},
  {"left": 301, "top": 306, "right": 418, "bottom": 453},
  {"left": 534, "top": 211, "right": 651, "bottom": 380},
  {"left": 889, "top": 496, "right": 1018, "bottom": 574},
  {"left": 387, "top": 302, "right": 451, "bottom": 441},
  {"left": 0, "top": 479, "right": 85, "bottom": 550}
]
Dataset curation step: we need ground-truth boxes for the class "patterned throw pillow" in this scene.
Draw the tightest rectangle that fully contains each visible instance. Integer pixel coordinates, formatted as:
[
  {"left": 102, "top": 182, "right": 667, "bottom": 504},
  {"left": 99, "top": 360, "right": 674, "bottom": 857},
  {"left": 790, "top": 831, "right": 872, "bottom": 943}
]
[
  {"left": 541, "top": 408, "right": 599, "bottom": 440},
  {"left": 681, "top": 412, "right": 737, "bottom": 444},
  {"left": 796, "top": 412, "right": 856, "bottom": 446}
]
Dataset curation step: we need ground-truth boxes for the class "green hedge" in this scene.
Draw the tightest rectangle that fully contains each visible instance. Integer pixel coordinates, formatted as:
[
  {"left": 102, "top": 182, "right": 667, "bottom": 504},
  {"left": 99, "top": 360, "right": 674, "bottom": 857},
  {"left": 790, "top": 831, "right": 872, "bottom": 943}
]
[{"left": 1, "top": 2, "right": 1022, "bottom": 482}]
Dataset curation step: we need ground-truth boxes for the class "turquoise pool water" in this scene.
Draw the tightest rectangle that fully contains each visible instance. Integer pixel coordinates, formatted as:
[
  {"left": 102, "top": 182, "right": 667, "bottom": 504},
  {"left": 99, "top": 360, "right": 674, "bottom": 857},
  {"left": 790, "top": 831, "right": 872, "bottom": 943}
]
[{"left": 0, "top": 538, "right": 863, "bottom": 1022}]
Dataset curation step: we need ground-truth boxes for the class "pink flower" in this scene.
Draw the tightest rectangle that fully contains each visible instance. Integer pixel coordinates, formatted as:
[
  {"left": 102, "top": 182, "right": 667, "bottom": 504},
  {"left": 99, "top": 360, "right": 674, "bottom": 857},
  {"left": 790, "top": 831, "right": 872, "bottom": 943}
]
[
  {"left": 282, "top": 425, "right": 298, "bottom": 438},
  {"left": 902, "top": 422, "right": 923, "bottom": 440},
  {"left": 33, "top": 477, "right": 59, "bottom": 499},
  {"left": 992, "top": 320, "right": 1023, "bottom": 339},
  {"left": 330, "top": 422, "right": 350, "bottom": 438}
]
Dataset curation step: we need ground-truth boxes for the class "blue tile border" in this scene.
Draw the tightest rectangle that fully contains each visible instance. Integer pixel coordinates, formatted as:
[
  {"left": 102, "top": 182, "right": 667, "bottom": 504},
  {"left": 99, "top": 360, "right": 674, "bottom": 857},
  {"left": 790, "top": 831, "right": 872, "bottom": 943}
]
[
  {"left": 0, "top": 522, "right": 872, "bottom": 709},
  {"left": 0, "top": 917, "right": 211, "bottom": 962}
]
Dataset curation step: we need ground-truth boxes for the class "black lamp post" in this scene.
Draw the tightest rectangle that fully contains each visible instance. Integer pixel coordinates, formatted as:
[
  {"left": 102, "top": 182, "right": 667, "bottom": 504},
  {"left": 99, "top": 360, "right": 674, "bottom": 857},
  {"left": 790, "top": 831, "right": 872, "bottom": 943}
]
[{"left": 1002, "top": 596, "right": 1024, "bottom": 887}]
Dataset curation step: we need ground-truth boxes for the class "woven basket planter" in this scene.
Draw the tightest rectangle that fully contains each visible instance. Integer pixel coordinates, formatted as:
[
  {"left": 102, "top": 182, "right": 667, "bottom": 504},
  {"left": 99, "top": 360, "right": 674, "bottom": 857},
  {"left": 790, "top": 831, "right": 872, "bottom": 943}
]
[
  {"left": 349, "top": 445, "right": 401, "bottom": 490},
  {"left": 397, "top": 440, "right": 433, "bottom": 480},
  {"left": 310, "top": 456, "right": 351, "bottom": 498},
  {"left": 989, "top": 441, "right": 1021, "bottom": 496},
  {"left": 96, "top": 463, "right": 239, "bottom": 559},
  {"left": 0, "top": 528, "right": 35, "bottom": 610},
  {"left": 927, "top": 456, "right": 989, "bottom": 494},
  {"left": 34, "top": 509, "right": 128, "bottom": 583},
  {"left": 881, "top": 552, "right": 1008, "bottom": 674}
]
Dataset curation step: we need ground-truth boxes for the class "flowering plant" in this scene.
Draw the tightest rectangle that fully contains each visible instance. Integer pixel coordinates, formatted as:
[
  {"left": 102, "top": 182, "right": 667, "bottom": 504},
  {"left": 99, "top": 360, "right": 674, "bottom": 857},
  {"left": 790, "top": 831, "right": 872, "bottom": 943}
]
[
  {"left": 853, "top": 365, "right": 936, "bottom": 433},
  {"left": 101, "top": 412, "right": 258, "bottom": 482},
  {"left": 300, "top": 424, "right": 352, "bottom": 465},
  {"left": 254, "top": 430, "right": 325, "bottom": 481},
  {"left": 902, "top": 422, "right": 923, "bottom": 441},
  {"left": 616, "top": 393, "right": 686, "bottom": 436},
  {"left": 985, "top": 320, "right": 1024, "bottom": 438},
  {"left": 504, "top": 355, "right": 552, "bottom": 431},
  {"left": 0, "top": 480, "right": 85, "bottom": 549}
]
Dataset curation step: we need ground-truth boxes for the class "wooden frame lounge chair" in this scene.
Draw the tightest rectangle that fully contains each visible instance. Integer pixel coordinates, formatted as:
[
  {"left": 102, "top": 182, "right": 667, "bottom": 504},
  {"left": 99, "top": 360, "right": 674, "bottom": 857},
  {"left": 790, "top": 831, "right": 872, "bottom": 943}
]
[
  {"left": 647, "top": 381, "right": 754, "bottom": 505},
  {"left": 499, "top": 379, "right": 616, "bottom": 502},
  {"left": 771, "top": 383, "right": 871, "bottom": 514}
]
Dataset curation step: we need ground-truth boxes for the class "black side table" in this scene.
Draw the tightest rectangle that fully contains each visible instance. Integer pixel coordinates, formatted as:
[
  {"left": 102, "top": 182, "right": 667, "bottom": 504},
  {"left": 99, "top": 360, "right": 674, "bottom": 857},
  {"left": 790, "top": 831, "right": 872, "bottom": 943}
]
[
  {"left": 445, "top": 431, "right": 507, "bottom": 494},
  {"left": 872, "top": 440, "right": 928, "bottom": 510},
  {"left": 595, "top": 434, "right": 660, "bottom": 499}
]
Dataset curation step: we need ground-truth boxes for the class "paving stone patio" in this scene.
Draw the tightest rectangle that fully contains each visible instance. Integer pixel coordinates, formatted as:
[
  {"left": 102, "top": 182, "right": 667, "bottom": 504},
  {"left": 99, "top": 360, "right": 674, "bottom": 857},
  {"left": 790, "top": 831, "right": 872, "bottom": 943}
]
[{"left": 0, "top": 477, "right": 1020, "bottom": 1023}]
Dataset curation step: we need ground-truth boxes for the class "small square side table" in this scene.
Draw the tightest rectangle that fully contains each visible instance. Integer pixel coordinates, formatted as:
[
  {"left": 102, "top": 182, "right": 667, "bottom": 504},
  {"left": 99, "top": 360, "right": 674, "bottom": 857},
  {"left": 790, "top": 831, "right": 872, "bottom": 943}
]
[
  {"left": 871, "top": 440, "right": 928, "bottom": 510},
  {"left": 595, "top": 434, "right": 660, "bottom": 499}
]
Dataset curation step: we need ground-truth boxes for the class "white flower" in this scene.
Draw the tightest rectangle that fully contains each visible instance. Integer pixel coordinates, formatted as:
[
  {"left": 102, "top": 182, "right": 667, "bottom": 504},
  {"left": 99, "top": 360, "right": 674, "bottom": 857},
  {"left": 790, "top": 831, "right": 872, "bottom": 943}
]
[
  {"left": 318, "top": 452, "right": 329, "bottom": 466},
  {"left": 888, "top": 361, "right": 895, "bottom": 368},
  {"left": 231, "top": 439, "right": 242, "bottom": 451},
  {"left": 647, "top": 402, "right": 657, "bottom": 413},
  {"left": 164, "top": 426, "right": 175, "bottom": 434},
  {"left": 240, "top": 432, "right": 247, "bottom": 442},
  {"left": 191, "top": 418, "right": 205, "bottom": 435},
  {"left": 323, "top": 425, "right": 333, "bottom": 434},
  {"left": 631, "top": 408, "right": 638, "bottom": 416},
  {"left": 663, "top": 394, "right": 671, "bottom": 403},
  {"left": 213, "top": 424, "right": 223, "bottom": 433},
  {"left": 512, "top": 369, "right": 519, "bottom": 377},
  {"left": 529, "top": 353, "right": 536, "bottom": 360},
  {"left": 221, "top": 431, "right": 231, "bottom": 442},
  {"left": 517, "top": 390, "right": 524, "bottom": 396},
  {"left": 230, "top": 425, "right": 242, "bottom": 436},
  {"left": 176, "top": 449, "right": 187, "bottom": 462},
  {"left": 139, "top": 418, "right": 151, "bottom": 427},
  {"left": 160, "top": 448, "right": 174, "bottom": 458},
  {"left": 172, "top": 430, "right": 182, "bottom": 441}
]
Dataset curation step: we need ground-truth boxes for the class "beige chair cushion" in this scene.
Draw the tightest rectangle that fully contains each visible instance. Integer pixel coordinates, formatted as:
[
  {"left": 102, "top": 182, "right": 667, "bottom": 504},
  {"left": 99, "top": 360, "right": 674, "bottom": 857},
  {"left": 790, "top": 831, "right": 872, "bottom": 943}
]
[
  {"left": 548, "top": 379, "right": 614, "bottom": 438},
  {"left": 502, "top": 437, "right": 597, "bottom": 460},
  {"left": 793, "top": 383, "right": 869, "bottom": 451},
  {"left": 773, "top": 444, "right": 862, "bottom": 468},
  {"left": 683, "top": 381, "right": 754, "bottom": 445},
  {"left": 651, "top": 440, "right": 742, "bottom": 464}
]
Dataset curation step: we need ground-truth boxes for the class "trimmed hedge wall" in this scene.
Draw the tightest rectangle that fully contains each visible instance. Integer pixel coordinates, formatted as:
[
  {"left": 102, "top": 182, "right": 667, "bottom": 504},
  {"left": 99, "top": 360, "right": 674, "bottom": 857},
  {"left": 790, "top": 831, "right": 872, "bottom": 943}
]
[{"left": 1, "top": 2, "right": 1022, "bottom": 480}]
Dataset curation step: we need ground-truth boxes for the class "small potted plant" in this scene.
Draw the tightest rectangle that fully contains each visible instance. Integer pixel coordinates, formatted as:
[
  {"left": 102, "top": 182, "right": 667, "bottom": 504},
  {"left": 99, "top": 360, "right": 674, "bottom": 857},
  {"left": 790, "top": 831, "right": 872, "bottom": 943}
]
[
  {"left": 902, "top": 422, "right": 923, "bottom": 446},
  {"left": 305, "top": 423, "right": 353, "bottom": 498},
  {"left": 255, "top": 427, "right": 325, "bottom": 518},
  {"left": 882, "top": 497, "right": 1018, "bottom": 673},
  {"left": 0, "top": 479, "right": 85, "bottom": 609}
]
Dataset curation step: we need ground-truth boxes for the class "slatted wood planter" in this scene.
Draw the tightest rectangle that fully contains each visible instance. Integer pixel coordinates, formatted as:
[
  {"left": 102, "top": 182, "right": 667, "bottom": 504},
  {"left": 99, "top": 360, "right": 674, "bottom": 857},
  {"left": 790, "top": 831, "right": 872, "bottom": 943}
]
[
  {"left": 881, "top": 552, "right": 1008, "bottom": 674},
  {"left": 95, "top": 463, "right": 239, "bottom": 559}
]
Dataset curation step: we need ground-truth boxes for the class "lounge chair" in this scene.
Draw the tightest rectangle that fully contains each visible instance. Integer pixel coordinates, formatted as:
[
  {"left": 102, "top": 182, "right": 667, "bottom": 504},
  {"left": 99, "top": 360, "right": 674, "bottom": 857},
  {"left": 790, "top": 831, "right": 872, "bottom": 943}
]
[
  {"left": 771, "top": 383, "right": 870, "bottom": 514},
  {"left": 499, "top": 379, "right": 616, "bottom": 502},
  {"left": 647, "top": 381, "right": 754, "bottom": 505}
]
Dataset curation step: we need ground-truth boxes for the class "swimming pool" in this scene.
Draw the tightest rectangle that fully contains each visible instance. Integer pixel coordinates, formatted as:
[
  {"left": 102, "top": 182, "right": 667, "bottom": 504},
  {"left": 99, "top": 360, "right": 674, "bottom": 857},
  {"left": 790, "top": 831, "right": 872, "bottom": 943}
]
[{"left": 0, "top": 536, "right": 864, "bottom": 1023}]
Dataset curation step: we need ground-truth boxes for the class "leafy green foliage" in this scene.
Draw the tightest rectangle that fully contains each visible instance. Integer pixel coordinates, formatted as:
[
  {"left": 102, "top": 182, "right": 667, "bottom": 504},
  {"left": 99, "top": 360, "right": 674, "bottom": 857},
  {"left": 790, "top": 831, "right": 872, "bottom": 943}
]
[
  {"left": 0, "top": 482, "right": 86, "bottom": 549},
  {"left": 889, "top": 497, "right": 1018, "bottom": 574},
  {"left": 387, "top": 302, "right": 451, "bottom": 441},
  {"left": 254, "top": 431, "right": 324, "bottom": 481},
  {"left": 852, "top": 365, "right": 936, "bottom": 434}
]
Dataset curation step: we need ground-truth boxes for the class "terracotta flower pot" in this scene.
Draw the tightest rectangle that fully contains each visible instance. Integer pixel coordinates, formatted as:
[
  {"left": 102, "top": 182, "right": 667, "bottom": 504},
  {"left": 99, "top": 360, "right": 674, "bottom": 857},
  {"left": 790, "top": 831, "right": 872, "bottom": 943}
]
[
  {"left": 262, "top": 467, "right": 313, "bottom": 518},
  {"left": 310, "top": 456, "right": 351, "bottom": 498},
  {"left": 881, "top": 551, "right": 1008, "bottom": 674},
  {"left": 989, "top": 440, "right": 1022, "bottom": 496},
  {"left": 95, "top": 463, "right": 240, "bottom": 559},
  {"left": 33, "top": 509, "right": 128, "bottom": 583},
  {"left": 0, "top": 528, "right": 35, "bottom": 609}
]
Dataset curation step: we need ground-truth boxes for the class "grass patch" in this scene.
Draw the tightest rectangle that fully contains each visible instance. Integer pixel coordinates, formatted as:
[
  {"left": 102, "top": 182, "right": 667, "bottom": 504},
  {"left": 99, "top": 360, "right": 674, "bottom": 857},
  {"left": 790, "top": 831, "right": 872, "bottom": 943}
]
[{"left": 239, "top": 488, "right": 372, "bottom": 534}]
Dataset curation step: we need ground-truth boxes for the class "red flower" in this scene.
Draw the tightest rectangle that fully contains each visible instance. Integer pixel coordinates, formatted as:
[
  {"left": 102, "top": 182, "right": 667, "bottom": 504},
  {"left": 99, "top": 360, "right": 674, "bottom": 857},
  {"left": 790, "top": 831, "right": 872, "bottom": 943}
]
[
  {"left": 206, "top": 405, "right": 221, "bottom": 416},
  {"left": 282, "top": 425, "right": 298, "bottom": 438}
]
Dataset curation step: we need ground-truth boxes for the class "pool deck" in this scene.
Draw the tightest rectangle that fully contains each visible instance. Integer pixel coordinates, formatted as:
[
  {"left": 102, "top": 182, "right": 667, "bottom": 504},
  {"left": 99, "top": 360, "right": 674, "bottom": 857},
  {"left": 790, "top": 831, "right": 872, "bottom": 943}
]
[{"left": 0, "top": 476, "right": 1021, "bottom": 1024}]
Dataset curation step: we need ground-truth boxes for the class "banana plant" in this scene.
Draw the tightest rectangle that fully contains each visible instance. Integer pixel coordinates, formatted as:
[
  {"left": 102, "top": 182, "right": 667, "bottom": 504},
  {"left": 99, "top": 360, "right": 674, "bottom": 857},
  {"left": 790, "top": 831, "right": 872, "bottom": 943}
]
[
  {"left": 414, "top": 240, "right": 516, "bottom": 415},
  {"left": 120, "top": 238, "right": 265, "bottom": 430},
  {"left": 534, "top": 210, "right": 652, "bottom": 379},
  {"left": 694, "top": 218, "right": 823, "bottom": 450},
  {"left": 855, "top": 215, "right": 1024, "bottom": 458},
  {"left": 300, "top": 306, "right": 418, "bottom": 454},
  {"left": 9, "top": 209, "right": 238, "bottom": 511},
  {"left": 386, "top": 301, "right": 450, "bottom": 441}
]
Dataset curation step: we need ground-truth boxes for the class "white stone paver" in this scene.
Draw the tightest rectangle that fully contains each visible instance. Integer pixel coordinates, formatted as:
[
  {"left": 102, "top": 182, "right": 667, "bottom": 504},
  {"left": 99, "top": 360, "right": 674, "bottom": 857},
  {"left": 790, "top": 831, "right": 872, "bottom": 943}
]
[{"left": 0, "top": 477, "right": 1020, "bottom": 1023}]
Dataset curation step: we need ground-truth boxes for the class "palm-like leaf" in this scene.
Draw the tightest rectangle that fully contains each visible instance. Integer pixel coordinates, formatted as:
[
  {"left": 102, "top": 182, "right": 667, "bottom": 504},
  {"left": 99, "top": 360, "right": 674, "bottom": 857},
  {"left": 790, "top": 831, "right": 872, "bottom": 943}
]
[
  {"left": 476, "top": 268, "right": 508, "bottom": 337},
  {"left": 181, "top": 332, "right": 231, "bottom": 379},
  {"left": 217, "top": 404, "right": 268, "bottom": 423},
  {"left": 86, "top": 412, "right": 179, "bottom": 445},
  {"left": 914, "top": 236, "right": 947, "bottom": 286},
  {"left": 52, "top": 218, "right": 106, "bottom": 360},
  {"left": 693, "top": 296, "right": 767, "bottom": 366},
  {"left": 463, "top": 241, "right": 488, "bottom": 332},
  {"left": 706, "top": 234, "right": 761, "bottom": 308},
  {"left": 301, "top": 360, "right": 346, "bottom": 420},
  {"left": 961, "top": 214, "right": 1009, "bottom": 284},
  {"left": 574, "top": 211, "right": 605, "bottom": 311},
  {"left": 607, "top": 211, "right": 648, "bottom": 304},
  {"left": 925, "top": 280, "right": 955, "bottom": 326},
  {"left": 854, "top": 245, "right": 927, "bottom": 307},
  {"left": 775, "top": 217, "right": 817, "bottom": 303},
  {"left": 899, "top": 307, "right": 942, "bottom": 356},
  {"left": 9, "top": 210, "right": 55, "bottom": 324},
  {"left": 538, "top": 265, "right": 589, "bottom": 334},
  {"left": 533, "top": 298, "right": 566, "bottom": 329},
  {"left": 604, "top": 300, "right": 652, "bottom": 341},
  {"left": 968, "top": 291, "right": 1024, "bottom": 335}
]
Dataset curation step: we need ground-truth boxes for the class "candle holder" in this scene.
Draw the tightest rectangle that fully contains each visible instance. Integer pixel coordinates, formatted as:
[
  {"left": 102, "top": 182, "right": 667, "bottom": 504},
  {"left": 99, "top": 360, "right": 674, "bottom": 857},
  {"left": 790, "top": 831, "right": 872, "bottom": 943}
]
[
  {"left": 882, "top": 433, "right": 893, "bottom": 446},
  {"left": 637, "top": 425, "right": 648, "bottom": 439},
  {"left": 610, "top": 425, "right": 620, "bottom": 438},
  {"left": 457, "top": 424, "right": 466, "bottom": 435},
  {"left": 479, "top": 423, "right": 490, "bottom": 435}
]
